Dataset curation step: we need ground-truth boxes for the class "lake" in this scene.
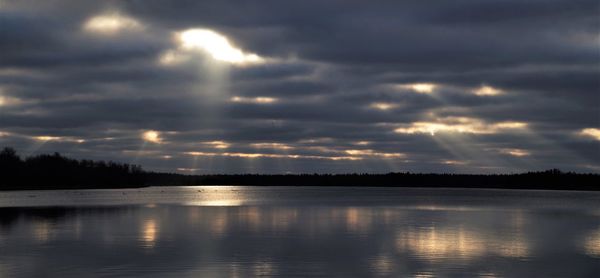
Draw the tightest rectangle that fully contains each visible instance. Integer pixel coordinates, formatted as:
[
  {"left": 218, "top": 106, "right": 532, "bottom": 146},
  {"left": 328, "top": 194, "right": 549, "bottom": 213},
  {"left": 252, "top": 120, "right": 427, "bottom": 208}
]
[{"left": 1, "top": 186, "right": 599, "bottom": 277}]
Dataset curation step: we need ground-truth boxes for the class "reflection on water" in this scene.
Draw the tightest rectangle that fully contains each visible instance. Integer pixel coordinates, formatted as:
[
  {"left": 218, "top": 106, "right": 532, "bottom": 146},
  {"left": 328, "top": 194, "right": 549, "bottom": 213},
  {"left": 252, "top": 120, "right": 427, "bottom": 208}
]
[
  {"left": 584, "top": 227, "right": 600, "bottom": 257},
  {"left": 0, "top": 187, "right": 599, "bottom": 277},
  {"left": 141, "top": 219, "right": 158, "bottom": 249}
]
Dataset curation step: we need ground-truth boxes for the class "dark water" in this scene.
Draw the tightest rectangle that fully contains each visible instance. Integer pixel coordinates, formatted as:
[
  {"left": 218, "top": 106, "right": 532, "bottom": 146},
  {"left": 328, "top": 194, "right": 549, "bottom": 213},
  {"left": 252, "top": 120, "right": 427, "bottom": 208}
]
[{"left": 1, "top": 186, "right": 599, "bottom": 277}]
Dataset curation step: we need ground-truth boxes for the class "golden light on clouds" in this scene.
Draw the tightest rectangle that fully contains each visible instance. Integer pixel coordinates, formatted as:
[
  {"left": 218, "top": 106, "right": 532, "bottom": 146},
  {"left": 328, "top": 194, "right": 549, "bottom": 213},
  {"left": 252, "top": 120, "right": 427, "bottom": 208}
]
[
  {"left": 230, "top": 96, "right": 277, "bottom": 104},
  {"left": 499, "top": 148, "right": 530, "bottom": 157},
  {"left": 83, "top": 13, "right": 142, "bottom": 34},
  {"left": 394, "top": 117, "right": 528, "bottom": 136},
  {"left": 32, "top": 135, "right": 85, "bottom": 143},
  {"left": 178, "top": 28, "right": 263, "bottom": 65},
  {"left": 354, "top": 141, "right": 371, "bottom": 146},
  {"left": 204, "top": 141, "right": 230, "bottom": 149},
  {"left": 580, "top": 128, "right": 600, "bottom": 141},
  {"left": 185, "top": 151, "right": 361, "bottom": 161},
  {"left": 34, "top": 136, "right": 62, "bottom": 141},
  {"left": 369, "top": 102, "right": 399, "bottom": 111},
  {"left": 345, "top": 149, "right": 405, "bottom": 158},
  {"left": 251, "top": 143, "right": 295, "bottom": 150},
  {"left": 396, "top": 83, "right": 437, "bottom": 94},
  {"left": 142, "top": 130, "right": 162, "bottom": 143},
  {"left": 473, "top": 85, "right": 502, "bottom": 96},
  {"left": 0, "top": 92, "right": 21, "bottom": 107},
  {"left": 442, "top": 160, "right": 467, "bottom": 165}
]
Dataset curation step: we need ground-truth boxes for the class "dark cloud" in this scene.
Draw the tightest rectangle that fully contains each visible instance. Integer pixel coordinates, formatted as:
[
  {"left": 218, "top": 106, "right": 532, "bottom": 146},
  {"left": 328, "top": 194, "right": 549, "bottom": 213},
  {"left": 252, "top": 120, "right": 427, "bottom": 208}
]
[{"left": 0, "top": 0, "right": 598, "bottom": 173}]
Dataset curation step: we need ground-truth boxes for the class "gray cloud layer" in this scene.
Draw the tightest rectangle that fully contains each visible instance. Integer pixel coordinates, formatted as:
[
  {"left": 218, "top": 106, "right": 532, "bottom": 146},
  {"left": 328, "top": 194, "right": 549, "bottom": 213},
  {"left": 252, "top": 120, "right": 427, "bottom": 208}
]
[{"left": 1, "top": 0, "right": 598, "bottom": 173}]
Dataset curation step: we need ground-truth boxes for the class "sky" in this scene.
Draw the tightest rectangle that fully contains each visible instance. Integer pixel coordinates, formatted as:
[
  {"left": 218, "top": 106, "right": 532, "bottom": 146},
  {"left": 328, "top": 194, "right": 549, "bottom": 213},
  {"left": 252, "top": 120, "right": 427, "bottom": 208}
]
[{"left": 0, "top": 0, "right": 598, "bottom": 174}]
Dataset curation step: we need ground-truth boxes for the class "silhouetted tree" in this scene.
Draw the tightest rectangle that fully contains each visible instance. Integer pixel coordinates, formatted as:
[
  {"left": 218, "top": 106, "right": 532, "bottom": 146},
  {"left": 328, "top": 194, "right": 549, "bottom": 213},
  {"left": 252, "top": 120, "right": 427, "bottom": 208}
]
[{"left": 0, "top": 147, "right": 146, "bottom": 190}]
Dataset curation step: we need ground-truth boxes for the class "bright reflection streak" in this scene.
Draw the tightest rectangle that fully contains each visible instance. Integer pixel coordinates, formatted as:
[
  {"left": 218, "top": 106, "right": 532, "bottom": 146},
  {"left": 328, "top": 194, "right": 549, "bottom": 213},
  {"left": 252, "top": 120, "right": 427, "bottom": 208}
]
[
  {"left": 83, "top": 13, "right": 142, "bottom": 34},
  {"left": 396, "top": 227, "right": 486, "bottom": 259},
  {"left": 345, "top": 207, "right": 373, "bottom": 233},
  {"left": 142, "top": 130, "right": 162, "bottom": 143},
  {"left": 187, "top": 200, "right": 244, "bottom": 206},
  {"left": 140, "top": 219, "right": 158, "bottom": 248},
  {"left": 33, "top": 221, "right": 51, "bottom": 242},
  {"left": 499, "top": 148, "right": 530, "bottom": 157},
  {"left": 369, "top": 255, "right": 394, "bottom": 275},
  {"left": 580, "top": 128, "right": 600, "bottom": 141},
  {"left": 583, "top": 227, "right": 600, "bottom": 257},
  {"left": 473, "top": 85, "right": 502, "bottom": 96},
  {"left": 395, "top": 226, "right": 529, "bottom": 260},
  {"left": 178, "top": 29, "right": 263, "bottom": 65},
  {"left": 230, "top": 96, "right": 277, "bottom": 104},
  {"left": 253, "top": 259, "right": 277, "bottom": 277},
  {"left": 369, "top": 102, "right": 399, "bottom": 111},
  {"left": 394, "top": 117, "right": 528, "bottom": 136}
]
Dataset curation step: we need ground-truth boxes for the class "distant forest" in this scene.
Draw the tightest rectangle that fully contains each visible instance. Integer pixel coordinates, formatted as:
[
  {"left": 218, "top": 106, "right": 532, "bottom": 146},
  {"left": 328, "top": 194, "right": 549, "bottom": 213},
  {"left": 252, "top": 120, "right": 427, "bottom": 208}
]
[{"left": 1, "top": 147, "right": 599, "bottom": 191}]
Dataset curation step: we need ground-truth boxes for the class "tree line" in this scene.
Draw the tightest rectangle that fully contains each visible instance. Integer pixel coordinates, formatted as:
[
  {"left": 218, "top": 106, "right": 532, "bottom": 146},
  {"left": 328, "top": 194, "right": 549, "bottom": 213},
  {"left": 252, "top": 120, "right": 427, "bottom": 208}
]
[
  {"left": 1, "top": 147, "right": 599, "bottom": 190},
  {"left": 0, "top": 147, "right": 145, "bottom": 190}
]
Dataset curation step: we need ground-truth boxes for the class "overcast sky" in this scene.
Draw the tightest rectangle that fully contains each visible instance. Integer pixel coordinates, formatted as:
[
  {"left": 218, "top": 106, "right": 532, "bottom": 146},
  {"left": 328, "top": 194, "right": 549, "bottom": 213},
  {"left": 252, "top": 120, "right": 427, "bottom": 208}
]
[{"left": 0, "top": 0, "right": 598, "bottom": 174}]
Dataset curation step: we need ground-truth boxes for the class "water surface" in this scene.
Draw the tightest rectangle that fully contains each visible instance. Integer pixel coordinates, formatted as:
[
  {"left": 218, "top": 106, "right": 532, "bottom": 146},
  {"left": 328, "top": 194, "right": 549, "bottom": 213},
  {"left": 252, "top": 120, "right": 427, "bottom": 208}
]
[{"left": 1, "top": 186, "right": 599, "bottom": 277}]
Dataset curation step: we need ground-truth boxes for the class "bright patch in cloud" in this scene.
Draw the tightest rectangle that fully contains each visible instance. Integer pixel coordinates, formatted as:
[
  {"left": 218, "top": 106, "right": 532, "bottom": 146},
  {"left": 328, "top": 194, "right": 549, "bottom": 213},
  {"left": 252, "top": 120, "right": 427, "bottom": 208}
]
[
  {"left": 251, "top": 143, "right": 294, "bottom": 150},
  {"left": 204, "top": 141, "right": 230, "bottom": 149},
  {"left": 178, "top": 29, "right": 263, "bottom": 65},
  {"left": 396, "top": 83, "right": 437, "bottom": 94},
  {"left": 499, "top": 148, "right": 530, "bottom": 157},
  {"left": 394, "top": 117, "right": 528, "bottom": 136},
  {"left": 83, "top": 13, "right": 142, "bottom": 34},
  {"left": 354, "top": 141, "right": 371, "bottom": 146},
  {"left": 370, "top": 102, "right": 399, "bottom": 111},
  {"left": 0, "top": 90, "right": 22, "bottom": 106},
  {"left": 442, "top": 160, "right": 467, "bottom": 165},
  {"left": 32, "top": 135, "right": 84, "bottom": 143},
  {"left": 230, "top": 96, "right": 277, "bottom": 104},
  {"left": 344, "top": 149, "right": 405, "bottom": 158},
  {"left": 186, "top": 151, "right": 361, "bottom": 161},
  {"left": 473, "top": 85, "right": 502, "bottom": 96},
  {"left": 580, "top": 128, "right": 600, "bottom": 141},
  {"left": 142, "top": 130, "right": 162, "bottom": 143}
]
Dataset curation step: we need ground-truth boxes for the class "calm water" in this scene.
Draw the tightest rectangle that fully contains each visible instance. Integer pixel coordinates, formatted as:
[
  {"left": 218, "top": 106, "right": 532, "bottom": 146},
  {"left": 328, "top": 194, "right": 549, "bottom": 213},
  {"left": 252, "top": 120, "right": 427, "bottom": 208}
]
[{"left": 1, "top": 186, "right": 599, "bottom": 277}]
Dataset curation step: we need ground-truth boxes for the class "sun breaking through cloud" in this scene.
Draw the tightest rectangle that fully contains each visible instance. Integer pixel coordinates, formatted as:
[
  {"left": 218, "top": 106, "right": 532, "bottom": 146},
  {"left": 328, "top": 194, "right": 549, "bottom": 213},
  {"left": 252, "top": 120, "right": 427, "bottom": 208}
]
[
  {"left": 142, "top": 130, "right": 162, "bottom": 144},
  {"left": 580, "top": 128, "right": 600, "bottom": 141},
  {"left": 177, "top": 29, "right": 264, "bottom": 65}
]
